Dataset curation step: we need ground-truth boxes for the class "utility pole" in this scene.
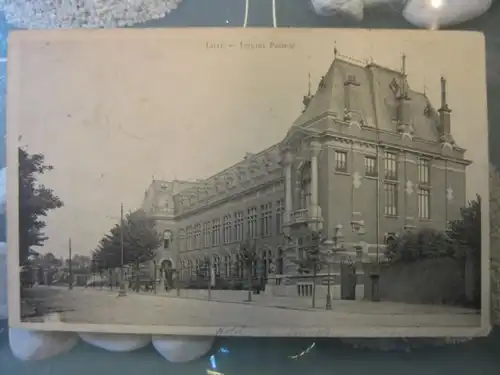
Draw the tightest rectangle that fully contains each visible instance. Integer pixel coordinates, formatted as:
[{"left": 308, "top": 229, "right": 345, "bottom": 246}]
[
  {"left": 68, "top": 238, "right": 73, "bottom": 290},
  {"left": 118, "top": 203, "right": 127, "bottom": 297}
]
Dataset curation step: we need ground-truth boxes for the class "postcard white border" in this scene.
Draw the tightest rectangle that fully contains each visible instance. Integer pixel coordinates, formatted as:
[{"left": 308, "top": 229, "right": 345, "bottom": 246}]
[{"left": 6, "top": 29, "right": 492, "bottom": 338}]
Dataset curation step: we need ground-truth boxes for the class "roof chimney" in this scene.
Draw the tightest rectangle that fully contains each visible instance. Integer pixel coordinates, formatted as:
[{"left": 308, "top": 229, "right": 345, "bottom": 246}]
[
  {"left": 396, "top": 54, "right": 411, "bottom": 129},
  {"left": 302, "top": 72, "right": 313, "bottom": 112},
  {"left": 438, "top": 76, "right": 451, "bottom": 135}
]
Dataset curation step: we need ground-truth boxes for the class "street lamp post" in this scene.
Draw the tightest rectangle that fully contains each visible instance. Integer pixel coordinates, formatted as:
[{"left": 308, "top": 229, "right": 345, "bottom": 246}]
[
  {"left": 322, "top": 225, "right": 344, "bottom": 310},
  {"left": 207, "top": 258, "right": 212, "bottom": 301},
  {"left": 176, "top": 267, "right": 181, "bottom": 297},
  {"left": 68, "top": 238, "right": 73, "bottom": 290}
]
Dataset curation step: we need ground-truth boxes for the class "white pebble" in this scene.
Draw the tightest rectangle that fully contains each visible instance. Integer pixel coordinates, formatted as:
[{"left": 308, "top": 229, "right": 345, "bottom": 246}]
[
  {"left": 152, "top": 335, "right": 214, "bottom": 363},
  {"left": 0, "top": 0, "right": 183, "bottom": 28},
  {"left": 80, "top": 333, "right": 151, "bottom": 352},
  {"left": 9, "top": 329, "right": 79, "bottom": 361}
]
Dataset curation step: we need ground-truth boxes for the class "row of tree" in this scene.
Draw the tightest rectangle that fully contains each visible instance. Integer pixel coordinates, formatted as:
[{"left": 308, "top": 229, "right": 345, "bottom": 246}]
[
  {"left": 90, "top": 209, "right": 162, "bottom": 280},
  {"left": 385, "top": 196, "right": 481, "bottom": 263},
  {"left": 27, "top": 251, "right": 92, "bottom": 271},
  {"left": 281, "top": 196, "right": 482, "bottom": 308}
]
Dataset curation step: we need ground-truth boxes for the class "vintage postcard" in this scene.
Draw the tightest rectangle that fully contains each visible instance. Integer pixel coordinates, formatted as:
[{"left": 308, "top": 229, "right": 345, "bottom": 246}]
[{"left": 7, "top": 29, "right": 490, "bottom": 337}]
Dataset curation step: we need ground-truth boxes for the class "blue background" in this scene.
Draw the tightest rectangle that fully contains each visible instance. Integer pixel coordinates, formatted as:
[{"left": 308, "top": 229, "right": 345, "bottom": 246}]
[{"left": 2, "top": 0, "right": 500, "bottom": 372}]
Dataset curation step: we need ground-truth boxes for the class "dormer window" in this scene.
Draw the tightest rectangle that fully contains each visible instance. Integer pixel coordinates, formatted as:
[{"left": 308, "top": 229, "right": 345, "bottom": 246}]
[
  {"left": 424, "top": 104, "right": 431, "bottom": 117},
  {"left": 389, "top": 78, "right": 400, "bottom": 96},
  {"left": 318, "top": 76, "right": 326, "bottom": 89}
]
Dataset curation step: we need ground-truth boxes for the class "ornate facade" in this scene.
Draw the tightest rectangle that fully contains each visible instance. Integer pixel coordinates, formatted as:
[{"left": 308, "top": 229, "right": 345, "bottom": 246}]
[{"left": 141, "top": 52, "right": 470, "bottom": 299}]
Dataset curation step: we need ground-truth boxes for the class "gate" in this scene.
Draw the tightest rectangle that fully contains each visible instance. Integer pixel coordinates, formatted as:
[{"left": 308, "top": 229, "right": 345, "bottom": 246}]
[{"left": 340, "top": 261, "right": 357, "bottom": 300}]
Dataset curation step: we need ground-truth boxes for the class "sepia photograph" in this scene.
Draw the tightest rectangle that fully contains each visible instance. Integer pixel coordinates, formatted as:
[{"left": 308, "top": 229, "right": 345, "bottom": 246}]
[{"left": 7, "top": 28, "right": 490, "bottom": 337}]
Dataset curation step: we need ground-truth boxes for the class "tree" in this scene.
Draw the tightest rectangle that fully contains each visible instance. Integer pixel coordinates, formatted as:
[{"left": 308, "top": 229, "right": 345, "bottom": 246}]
[
  {"left": 92, "top": 249, "right": 106, "bottom": 274},
  {"left": 385, "top": 228, "right": 457, "bottom": 263},
  {"left": 289, "top": 228, "right": 323, "bottom": 308},
  {"left": 41, "top": 252, "right": 61, "bottom": 266},
  {"left": 447, "top": 195, "right": 482, "bottom": 307},
  {"left": 447, "top": 195, "right": 481, "bottom": 258},
  {"left": 71, "top": 254, "right": 91, "bottom": 270},
  {"left": 18, "top": 148, "right": 63, "bottom": 265},
  {"left": 239, "top": 240, "right": 259, "bottom": 302},
  {"left": 123, "top": 209, "right": 162, "bottom": 265},
  {"left": 96, "top": 209, "right": 161, "bottom": 290},
  {"left": 490, "top": 164, "right": 500, "bottom": 322}
]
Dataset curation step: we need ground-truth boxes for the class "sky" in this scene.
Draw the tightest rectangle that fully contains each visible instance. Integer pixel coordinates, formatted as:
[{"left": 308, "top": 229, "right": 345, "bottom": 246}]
[{"left": 9, "top": 29, "right": 489, "bottom": 257}]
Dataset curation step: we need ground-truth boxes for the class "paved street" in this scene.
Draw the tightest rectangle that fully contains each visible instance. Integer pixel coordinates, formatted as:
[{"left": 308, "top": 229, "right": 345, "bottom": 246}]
[{"left": 22, "top": 286, "right": 480, "bottom": 329}]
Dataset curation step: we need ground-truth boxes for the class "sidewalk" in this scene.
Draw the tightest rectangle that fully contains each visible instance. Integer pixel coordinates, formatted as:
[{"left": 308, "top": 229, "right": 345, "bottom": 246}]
[{"left": 80, "top": 286, "right": 479, "bottom": 316}]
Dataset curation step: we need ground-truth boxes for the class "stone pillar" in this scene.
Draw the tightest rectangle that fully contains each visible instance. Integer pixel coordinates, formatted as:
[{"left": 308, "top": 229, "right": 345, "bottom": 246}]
[
  {"left": 309, "top": 141, "right": 322, "bottom": 224},
  {"left": 281, "top": 148, "right": 294, "bottom": 225}
]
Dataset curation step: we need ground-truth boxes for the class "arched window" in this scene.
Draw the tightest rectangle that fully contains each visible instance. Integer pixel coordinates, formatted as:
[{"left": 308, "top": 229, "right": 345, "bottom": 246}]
[
  {"left": 213, "top": 254, "right": 220, "bottom": 277},
  {"left": 384, "top": 233, "right": 397, "bottom": 245},
  {"left": 236, "top": 254, "right": 243, "bottom": 279},
  {"left": 299, "top": 162, "right": 312, "bottom": 210},
  {"left": 163, "top": 230, "right": 172, "bottom": 249},
  {"left": 260, "top": 249, "right": 273, "bottom": 277}
]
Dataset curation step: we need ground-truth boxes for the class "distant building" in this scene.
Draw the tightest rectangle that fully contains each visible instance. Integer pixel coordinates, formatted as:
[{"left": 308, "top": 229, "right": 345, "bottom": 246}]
[{"left": 142, "top": 52, "right": 470, "bottom": 299}]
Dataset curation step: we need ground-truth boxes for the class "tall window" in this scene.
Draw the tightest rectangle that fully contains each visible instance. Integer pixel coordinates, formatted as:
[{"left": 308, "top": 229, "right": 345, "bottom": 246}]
[
  {"left": 418, "top": 188, "right": 430, "bottom": 219},
  {"left": 213, "top": 255, "right": 220, "bottom": 277},
  {"left": 195, "top": 259, "right": 200, "bottom": 276},
  {"left": 418, "top": 158, "right": 430, "bottom": 185},
  {"left": 212, "top": 218, "right": 221, "bottom": 246},
  {"left": 186, "top": 225, "right": 193, "bottom": 250},
  {"left": 275, "top": 179, "right": 284, "bottom": 190},
  {"left": 335, "top": 151, "right": 348, "bottom": 172},
  {"left": 247, "top": 207, "right": 258, "bottom": 239},
  {"left": 224, "top": 255, "right": 230, "bottom": 278},
  {"left": 194, "top": 224, "right": 201, "bottom": 249},
  {"left": 275, "top": 199, "right": 284, "bottom": 234},
  {"left": 260, "top": 203, "right": 272, "bottom": 237},
  {"left": 234, "top": 211, "right": 244, "bottom": 241},
  {"left": 163, "top": 230, "right": 172, "bottom": 249},
  {"left": 384, "top": 183, "right": 398, "bottom": 216},
  {"left": 178, "top": 230, "right": 186, "bottom": 251},
  {"left": 223, "top": 215, "right": 232, "bottom": 244},
  {"left": 202, "top": 221, "right": 210, "bottom": 248},
  {"left": 384, "top": 152, "right": 398, "bottom": 180},
  {"left": 299, "top": 162, "right": 311, "bottom": 209},
  {"left": 364, "top": 156, "right": 377, "bottom": 177}
]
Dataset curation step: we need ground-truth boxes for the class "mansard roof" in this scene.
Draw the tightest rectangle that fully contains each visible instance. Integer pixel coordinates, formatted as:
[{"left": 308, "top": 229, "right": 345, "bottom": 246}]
[
  {"left": 289, "top": 55, "right": 447, "bottom": 144},
  {"left": 174, "top": 144, "right": 282, "bottom": 208},
  {"left": 157, "top": 53, "right": 469, "bottom": 214}
]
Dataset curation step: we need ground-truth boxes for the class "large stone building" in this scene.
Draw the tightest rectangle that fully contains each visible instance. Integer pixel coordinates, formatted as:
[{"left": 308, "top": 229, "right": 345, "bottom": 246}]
[{"left": 141, "top": 51, "right": 470, "bottom": 299}]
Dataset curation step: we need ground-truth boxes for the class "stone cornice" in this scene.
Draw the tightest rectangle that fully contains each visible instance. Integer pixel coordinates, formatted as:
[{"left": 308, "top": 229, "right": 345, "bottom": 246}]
[
  {"left": 320, "top": 132, "right": 471, "bottom": 166},
  {"left": 174, "top": 148, "right": 283, "bottom": 212},
  {"left": 174, "top": 175, "right": 284, "bottom": 220},
  {"left": 290, "top": 111, "right": 467, "bottom": 156}
]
